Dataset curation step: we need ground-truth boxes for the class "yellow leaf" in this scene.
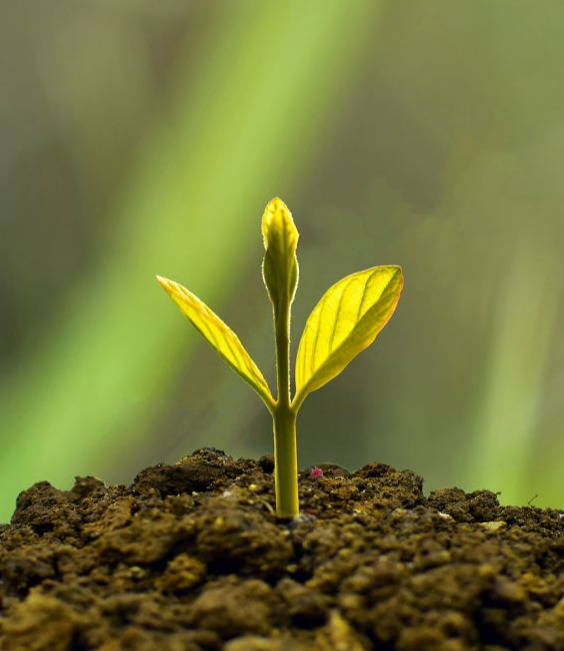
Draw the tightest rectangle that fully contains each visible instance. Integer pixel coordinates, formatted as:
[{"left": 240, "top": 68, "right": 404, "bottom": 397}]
[
  {"left": 157, "top": 276, "right": 275, "bottom": 411},
  {"left": 261, "top": 198, "right": 299, "bottom": 315},
  {"left": 293, "top": 266, "right": 403, "bottom": 410}
]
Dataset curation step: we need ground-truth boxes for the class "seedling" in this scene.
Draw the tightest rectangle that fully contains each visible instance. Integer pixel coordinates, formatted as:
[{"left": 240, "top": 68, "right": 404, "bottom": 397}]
[{"left": 157, "top": 198, "right": 403, "bottom": 517}]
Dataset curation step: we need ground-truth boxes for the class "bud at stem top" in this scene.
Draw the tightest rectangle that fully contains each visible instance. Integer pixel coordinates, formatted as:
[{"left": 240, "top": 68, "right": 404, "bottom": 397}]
[{"left": 261, "top": 198, "right": 299, "bottom": 316}]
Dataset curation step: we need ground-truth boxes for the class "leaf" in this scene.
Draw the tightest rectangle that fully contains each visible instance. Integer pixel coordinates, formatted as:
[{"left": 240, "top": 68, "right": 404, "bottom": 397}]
[
  {"left": 157, "top": 276, "right": 275, "bottom": 411},
  {"left": 293, "top": 266, "right": 403, "bottom": 409},
  {"left": 261, "top": 197, "right": 299, "bottom": 316}
]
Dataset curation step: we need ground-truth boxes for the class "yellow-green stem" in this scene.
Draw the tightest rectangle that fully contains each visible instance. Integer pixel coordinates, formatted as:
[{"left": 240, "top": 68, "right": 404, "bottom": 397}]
[
  {"left": 273, "top": 406, "right": 298, "bottom": 517},
  {"left": 273, "top": 294, "right": 299, "bottom": 517}
]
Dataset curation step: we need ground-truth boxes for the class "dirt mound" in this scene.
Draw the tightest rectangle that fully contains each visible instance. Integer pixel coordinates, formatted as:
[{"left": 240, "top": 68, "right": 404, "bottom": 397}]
[{"left": 1, "top": 448, "right": 562, "bottom": 650}]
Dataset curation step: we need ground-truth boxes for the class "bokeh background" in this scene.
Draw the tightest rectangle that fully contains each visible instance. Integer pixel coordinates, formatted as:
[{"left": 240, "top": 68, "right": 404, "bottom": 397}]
[{"left": 1, "top": 1, "right": 563, "bottom": 521}]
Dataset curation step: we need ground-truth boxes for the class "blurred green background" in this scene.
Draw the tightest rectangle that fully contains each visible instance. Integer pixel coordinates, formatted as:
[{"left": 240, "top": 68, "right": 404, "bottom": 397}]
[{"left": 1, "top": 1, "right": 563, "bottom": 521}]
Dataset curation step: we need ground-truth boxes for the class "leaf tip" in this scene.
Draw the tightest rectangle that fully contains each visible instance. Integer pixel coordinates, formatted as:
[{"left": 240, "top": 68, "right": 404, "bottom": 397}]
[
  {"left": 156, "top": 275, "right": 171, "bottom": 289},
  {"left": 262, "top": 197, "right": 297, "bottom": 249},
  {"left": 156, "top": 276, "right": 180, "bottom": 302},
  {"left": 266, "top": 196, "right": 289, "bottom": 213}
]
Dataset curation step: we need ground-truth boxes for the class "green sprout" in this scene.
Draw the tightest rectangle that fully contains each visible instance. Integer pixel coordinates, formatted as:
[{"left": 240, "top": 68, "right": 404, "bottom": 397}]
[{"left": 157, "top": 198, "right": 403, "bottom": 517}]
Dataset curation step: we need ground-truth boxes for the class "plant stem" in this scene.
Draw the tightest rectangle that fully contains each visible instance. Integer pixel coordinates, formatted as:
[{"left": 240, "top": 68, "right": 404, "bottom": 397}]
[
  {"left": 273, "top": 406, "right": 299, "bottom": 517},
  {"left": 273, "top": 293, "right": 299, "bottom": 517}
]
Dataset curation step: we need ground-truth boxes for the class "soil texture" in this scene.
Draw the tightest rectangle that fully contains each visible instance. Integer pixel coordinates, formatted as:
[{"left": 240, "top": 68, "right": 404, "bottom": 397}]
[{"left": 0, "top": 448, "right": 563, "bottom": 650}]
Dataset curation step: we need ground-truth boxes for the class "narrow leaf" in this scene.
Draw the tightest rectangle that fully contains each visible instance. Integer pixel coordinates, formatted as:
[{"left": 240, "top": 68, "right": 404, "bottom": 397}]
[
  {"left": 293, "top": 266, "right": 403, "bottom": 409},
  {"left": 157, "top": 276, "right": 275, "bottom": 411}
]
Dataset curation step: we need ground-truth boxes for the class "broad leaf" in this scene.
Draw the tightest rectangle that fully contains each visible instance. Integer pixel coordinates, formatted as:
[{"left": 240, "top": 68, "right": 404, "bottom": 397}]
[
  {"left": 157, "top": 276, "right": 275, "bottom": 410},
  {"left": 261, "top": 197, "right": 299, "bottom": 316},
  {"left": 293, "top": 266, "right": 403, "bottom": 409}
]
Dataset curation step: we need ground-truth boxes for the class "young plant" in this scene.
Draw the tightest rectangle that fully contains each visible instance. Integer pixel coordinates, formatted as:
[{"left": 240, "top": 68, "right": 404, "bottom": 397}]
[{"left": 157, "top": 198, "right": 403, "bottom": 517}]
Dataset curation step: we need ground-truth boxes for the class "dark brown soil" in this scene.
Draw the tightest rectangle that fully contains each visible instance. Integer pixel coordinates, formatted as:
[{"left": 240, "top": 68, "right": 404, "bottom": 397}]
[{"left": 0, "top": 448, "right": 562, "bottom": 650}]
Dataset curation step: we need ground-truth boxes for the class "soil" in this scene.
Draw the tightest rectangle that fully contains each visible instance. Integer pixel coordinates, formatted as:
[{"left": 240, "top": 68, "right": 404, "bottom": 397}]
[{"left": 0, "top": 448, "right": 562, "bottom": 651}]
